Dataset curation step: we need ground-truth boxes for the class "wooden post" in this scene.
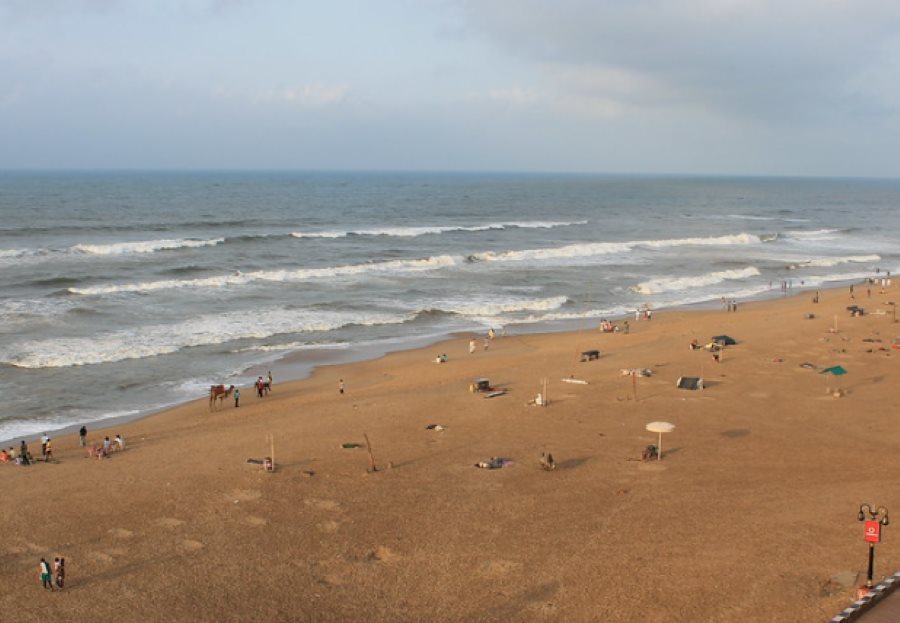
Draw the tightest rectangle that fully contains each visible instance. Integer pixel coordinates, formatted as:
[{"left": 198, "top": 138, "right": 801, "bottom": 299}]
[
  {"left": 542, "top": 377, "right": 549, "bottom": 407},
  {"left": 363, "top": 432, "right": 378, "bottom": 472},
  {"left": 632, "top": 371, "right": 638, "bottom": 402},
  {"left": 269, "top": 433, "right": 275, "bottom": 469}
]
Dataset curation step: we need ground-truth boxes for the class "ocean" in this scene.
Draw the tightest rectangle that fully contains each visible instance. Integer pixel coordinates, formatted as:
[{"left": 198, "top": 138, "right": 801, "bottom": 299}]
[{"left": 1, "top": 171, "right": 898, "bottom": 443}]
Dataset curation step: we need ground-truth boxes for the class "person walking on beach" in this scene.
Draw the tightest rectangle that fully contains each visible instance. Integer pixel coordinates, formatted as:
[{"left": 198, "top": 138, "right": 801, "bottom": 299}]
[
  {"left": 55, "top": 558, "right": 65, "bottom": 590},
  {"left": 44, "top": 438, "right": 53, "bottom": 462},
  {"left": 40, "top": 433, "right": 49, "bottom": 460},
  {"left": 469, "top": 339, "right": 477, "bottom": 354},
  {"left": 623, "top": 320, "right": 630, "bottom": 335},
  {"left": 20, "top": 440, "right": 31, "bottom": 465},
  {"left": 79, "top": 425, "right": 87, "bottom": 447},
  {"left": 234, "top": 388, "right": 240, "bottom": 408},
  {"left": 339, "top": 379, "right": 344, "bottom": 395},
  {"left": 103, "top": 436, "right": 111, "bottom": 453},
  {"left": 267, "top": 370, "right": 273, "bottom": 390},
  {"left": 39, "top": 558, "right": 53, "bottom": 590}
]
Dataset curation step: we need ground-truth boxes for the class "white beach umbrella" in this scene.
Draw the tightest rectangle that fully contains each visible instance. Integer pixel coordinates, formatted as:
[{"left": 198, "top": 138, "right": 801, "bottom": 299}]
[{"left": 645, "top": 421, "right": 675, "bottom": 461}]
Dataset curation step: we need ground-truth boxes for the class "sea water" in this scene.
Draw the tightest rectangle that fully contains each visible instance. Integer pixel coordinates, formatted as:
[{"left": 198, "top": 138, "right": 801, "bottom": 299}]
[{"left": 1, "top": 171, "right": 898, "bottom": 442}]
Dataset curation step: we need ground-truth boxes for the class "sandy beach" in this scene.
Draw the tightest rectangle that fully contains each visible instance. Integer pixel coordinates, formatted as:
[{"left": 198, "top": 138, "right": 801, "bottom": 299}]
[{"left": 3, "top": 284, "right": 899, "bottom": 622}]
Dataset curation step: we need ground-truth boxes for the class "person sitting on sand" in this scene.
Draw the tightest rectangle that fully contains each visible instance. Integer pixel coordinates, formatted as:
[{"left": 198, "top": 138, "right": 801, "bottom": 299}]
[
  {"left": 0, "top": 448, "right": 9, "bottom": 463},
  {"left": 115, "top": 434, "right": 125, "bottom": 451}
]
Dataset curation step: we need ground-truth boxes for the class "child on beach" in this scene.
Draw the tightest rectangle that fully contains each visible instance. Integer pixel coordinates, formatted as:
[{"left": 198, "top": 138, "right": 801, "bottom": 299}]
[
  {"left": 40, "top": 558, "right": 53, "bottom": 590},
  {"left": 234, "top": 388, "right": 240, "bottom": 407},
  {"left": 55, "top": 558, "right": 65, "bottom": 590},
  {"left": 339, "top": 379, "right": 344, "bottom": 394},
  {"left": 79, "top": 425, "right": 87, "bottom": 447}
]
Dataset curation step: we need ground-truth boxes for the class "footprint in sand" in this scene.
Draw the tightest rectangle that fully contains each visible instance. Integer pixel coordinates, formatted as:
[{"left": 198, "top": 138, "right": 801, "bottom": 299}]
[
  {"left": 367, "top": 546, "right": 399, "bottom": 562},
  {"left": 228, "top": 489, "right": 262, "bottom": 503},
  {"left": 156, "top": 517, "right": 185, "bottom": 529},
  {"left": 179, "top": 539, "right": 205, "bottom": 552},
  {"left": 479, "top": 559, "right": 521, "bottom": 577},
  {"left": 108, "top": 528, "right": 134, "bottom": 539},
  {"left": 317, "top": 519, "right": 341, "bottom": 533},
  {"left": 244, "top": 516, "right": 268, "bottom": 526},
  {"left": 305, "top": 498, "right": 341, "bottom": 512}
]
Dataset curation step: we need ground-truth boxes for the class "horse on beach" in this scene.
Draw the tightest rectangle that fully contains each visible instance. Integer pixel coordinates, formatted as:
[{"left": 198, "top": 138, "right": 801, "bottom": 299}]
[{"left": 209, "top": 384, "right": 235, "bottom": 410}]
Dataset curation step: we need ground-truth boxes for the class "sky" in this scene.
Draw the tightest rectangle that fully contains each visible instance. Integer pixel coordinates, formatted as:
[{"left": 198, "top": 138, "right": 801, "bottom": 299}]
[{"left": 1, "top": 0, "right": 900, "bottom": 176}]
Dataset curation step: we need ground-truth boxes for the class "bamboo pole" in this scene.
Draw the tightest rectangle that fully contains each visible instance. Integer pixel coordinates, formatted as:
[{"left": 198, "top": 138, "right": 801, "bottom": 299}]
[{"left": 363, "top": 432, "right": 378, "bottom": 472}]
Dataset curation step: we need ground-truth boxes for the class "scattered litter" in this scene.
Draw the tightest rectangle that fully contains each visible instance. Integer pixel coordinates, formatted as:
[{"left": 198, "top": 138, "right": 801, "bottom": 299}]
[
  {"left": 425, "top": 424, "right": 446, "bottom": 431},
  {"left": 799, "top": 362, "right": 817, "bottom": 369},
  {"left": 561, "top": 378, "right": 589, "bottom": 384},
  {"left": 341, "top": 443, "right": 363, "bottom": 449},
  {"left": 580, "top": 350, "right": 600, "bottom": 362},
  {"left": 475, "top": 457, "right": 512, "bottom": 469},
  {"left": 246, "top": 458, "right": 265, "bottom": 464},
  {"left": 772, "top": 358, "right": 784, "bottom": 363},
  {"left": 539, "top": 452, "right": 556, "bottom": 471},
  {"left": 676, "top": 376, "right": 703, "bottom": 390},
  {"left": 621, "top": 368, "right": 652, "bottom": 377},
  {"left": 805, "top": 313, "right": 816, "bottom": 319}
]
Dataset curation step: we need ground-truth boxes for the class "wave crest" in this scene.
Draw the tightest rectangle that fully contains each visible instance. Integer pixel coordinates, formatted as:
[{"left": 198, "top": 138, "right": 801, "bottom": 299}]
[
  {"left": 634, "top": 267, "right": 761, "bottom": 295},
  {"left": 71, "top": 238, "right": 224, "bottom": 255}
]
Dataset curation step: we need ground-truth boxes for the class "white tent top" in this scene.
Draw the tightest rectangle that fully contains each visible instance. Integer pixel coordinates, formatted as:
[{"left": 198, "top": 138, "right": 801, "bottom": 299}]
[{"left": 646, "top": 421, "right": 675, "bottom": 433}]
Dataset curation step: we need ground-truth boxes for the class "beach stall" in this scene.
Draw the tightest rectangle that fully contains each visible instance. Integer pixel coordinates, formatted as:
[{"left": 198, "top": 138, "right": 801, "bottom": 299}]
[{"left": 645, "top": 421, "right": 675, "bottom": 461}]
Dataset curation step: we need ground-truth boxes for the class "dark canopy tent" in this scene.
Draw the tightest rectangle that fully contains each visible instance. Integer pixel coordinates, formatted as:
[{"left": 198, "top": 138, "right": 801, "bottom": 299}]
[{"left": 711, "top": 335, "right": 736, "bottom": 345}]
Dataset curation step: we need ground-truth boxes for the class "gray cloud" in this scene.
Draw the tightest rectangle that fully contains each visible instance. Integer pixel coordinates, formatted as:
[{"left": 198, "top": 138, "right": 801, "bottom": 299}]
[{"left": 458, "top": 1, "right": 900, "bottom": 125}]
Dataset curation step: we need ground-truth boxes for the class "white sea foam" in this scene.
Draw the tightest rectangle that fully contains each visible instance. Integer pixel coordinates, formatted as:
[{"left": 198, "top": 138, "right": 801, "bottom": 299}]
[
  {"left": 0, "top": 248, "right": 31, "bottom": 259},
  {"left": 68, "top": 255, "right": 460, "bottom": 295},
  {"left": 427, "top": 295, "right": 569, "bottom": 317},
  {"left": 783, "top": 229, "right": 842, "bottom": 241},
  {"left": 800, "top": 269, "right": 898, "bottom": 286},
  {"left": 634, "top": 267, "right": 761, "bottom": 295},
  {"left": 786, "top": 255, "right": 880, "bottom": 269},
  {"left": 291, "top": 220, "right": 586, "bottom": 239},
  {"left": 471, "top": 233, "right": 760, "bottom": 263},
  {"left": 233, "top": 341, "right": 352, "bottom": 354},
  {"left": 0, "top": 307, "right": 410, "bottom": 368},
  {"left": 0, "top": 408, "right": 142, "bottom": 444},
  {"left": 71, "top": 237, "right": 224, "bottom": 255}
]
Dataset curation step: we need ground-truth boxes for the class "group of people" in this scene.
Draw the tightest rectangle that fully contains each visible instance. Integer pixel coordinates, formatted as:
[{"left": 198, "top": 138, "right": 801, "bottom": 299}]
[
  {"left": 39, "top": 557, "right": 65, "bottom": 591},
  {"left": 255, "top": 371, "right": 273, "bottom": 399},
  {"left": 598, "top": 319, "right": 620, "bottom": 333},
  {"left": 87, "top": 434, "right": 126, "bottom": 459},
  {"left": 1, "top": 439, "right": 36, "bottom": 465}
]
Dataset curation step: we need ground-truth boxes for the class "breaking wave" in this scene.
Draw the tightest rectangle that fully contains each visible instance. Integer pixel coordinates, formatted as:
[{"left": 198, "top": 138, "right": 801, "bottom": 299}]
[
  {"left": 290, "top": 220, "right": 587, "bottom": 239},
  {"left": 71, "top": 237, "right": 224, "bottom": 255},
  {"left": 633, "top": 267, "right": 762, "bottom": 295},
  {"left": 471, "top": 233, "right": 761, "bottom": 263},
  {"left": 68, "top": 255, "right": 460, "bottom": 296},
  {"left": 787, "top": 255, "right": 881, "bottom": 269},
  {"left": 0, "top": 307, "right": 411, "bottom": 369}
]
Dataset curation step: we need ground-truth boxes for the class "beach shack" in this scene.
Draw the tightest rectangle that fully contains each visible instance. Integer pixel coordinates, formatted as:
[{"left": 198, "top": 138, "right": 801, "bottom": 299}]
[{"left": 470, "top": 378, "right": 492, "bottom": 393}]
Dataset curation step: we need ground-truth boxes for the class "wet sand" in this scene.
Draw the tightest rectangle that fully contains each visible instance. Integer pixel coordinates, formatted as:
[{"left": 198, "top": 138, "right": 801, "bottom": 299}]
[{"left": 3, "top": 284, "right": 899, "bottom": 622}]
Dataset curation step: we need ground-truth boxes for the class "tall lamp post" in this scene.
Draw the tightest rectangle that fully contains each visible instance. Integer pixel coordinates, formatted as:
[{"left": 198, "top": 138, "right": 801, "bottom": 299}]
[{"left": 858, "top": 504, "right": 890, "bottom": 589}]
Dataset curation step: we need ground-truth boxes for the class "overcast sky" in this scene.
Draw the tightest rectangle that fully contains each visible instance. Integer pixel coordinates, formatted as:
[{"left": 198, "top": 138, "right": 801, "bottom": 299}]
[{"left": 2, "top": 0, "right": 900, "bottom": 176}]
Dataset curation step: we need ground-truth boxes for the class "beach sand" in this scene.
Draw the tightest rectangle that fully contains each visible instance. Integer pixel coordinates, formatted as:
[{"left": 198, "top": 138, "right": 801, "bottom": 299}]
[{"left": 3, "top": 285, "right": 899, "bottom": 622}]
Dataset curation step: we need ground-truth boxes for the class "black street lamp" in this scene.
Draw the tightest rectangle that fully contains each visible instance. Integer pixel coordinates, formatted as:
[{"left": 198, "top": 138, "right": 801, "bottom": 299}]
[{"left": 858, "top": 503, "right": 890, "bottom": 589}]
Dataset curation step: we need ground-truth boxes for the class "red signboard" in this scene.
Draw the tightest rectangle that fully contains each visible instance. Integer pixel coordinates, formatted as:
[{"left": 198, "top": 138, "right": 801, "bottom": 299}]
[{"left": 865, "top": 521, "right": 882, "bottom": 543}]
